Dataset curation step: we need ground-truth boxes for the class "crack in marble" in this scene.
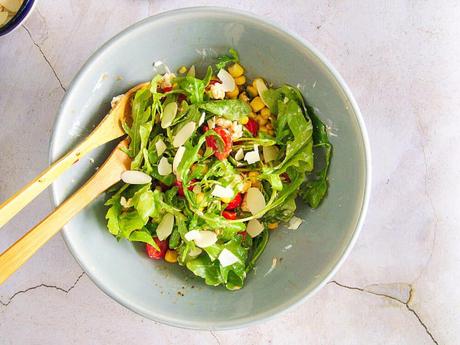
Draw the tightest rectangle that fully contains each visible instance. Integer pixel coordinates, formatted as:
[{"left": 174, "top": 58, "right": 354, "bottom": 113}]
[
  {"left": 0, "top": 272, "right": 84, "bottom": 308},
  {"left": 22, "top": 25, "right": 66, "bottom": 92},
  {"left": 210, "top": 330, "right": 221, "bottom": 345},
  {"left": 330, "top": 281, "right": 439, "bottom": 345}
]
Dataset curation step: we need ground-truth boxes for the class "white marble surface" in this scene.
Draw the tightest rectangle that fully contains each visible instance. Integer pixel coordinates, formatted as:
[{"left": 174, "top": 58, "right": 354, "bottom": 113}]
[{"left": 0, "top": 1, "right": 459, "bottom": 344}]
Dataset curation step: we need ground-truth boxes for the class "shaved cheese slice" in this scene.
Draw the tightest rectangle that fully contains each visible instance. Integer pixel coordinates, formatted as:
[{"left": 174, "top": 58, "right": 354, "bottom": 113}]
[
  {"left": 173, "top": 146, "right": 185, "bottom": 174},
  {"left": 218, "top": 249, "right": 240, "bottom": 267},
  {"left": 246, "top": 219, "right": 264, "bottom": 238},
  {"left": 155, "top": 139, "right": 167, "bottom": 156},
  {"left": 173, "top": 122, "right": 196, "bottom": 147},
  {"left": 121, "top": 170, "right": 152, "bottom": 184},
  {"left": 263, "top": 145, "right": 279, "bottom": 162},
  {"left": 235, "top": 148, "right": 244, "bottom": 161},
  {"left": 288, "top": 216, "right": 303, "bottom": 230},
  {"left": 244, "top": 150, "right": 260, "bottom": 164},
  {"left": 156, "top": 213, "right": 175, "bottom": 240},
  {"left": 198, "top": 111, "right": 206, "bottom": 126},
  {"left": 0, "top": 0, "right": 21, "bottom": 12},
  {"left": 246, "top": 187, "right": 266, "bottom": 215},
  {"left": 217, "top": 69, "right": 236, "bottom": 92},
  {"left": 158, "top": 157, "right": 172, "bottom": 176},
  {"left": 212, "top": 185, "right": 234, "bottom": 198},
  {"left": 254, "top": 78, "right": 269, "bottom": 106},
  {"left": 184, "top": 230, "right": 217, "bottom": 248},
  {"left": 161, "top": 102, "right": 178, "bottom": 128}
]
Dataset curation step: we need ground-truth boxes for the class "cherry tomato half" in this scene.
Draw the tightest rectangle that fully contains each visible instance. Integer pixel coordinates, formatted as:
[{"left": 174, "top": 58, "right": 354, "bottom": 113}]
[
  {"left": 222, "top": 210, "right": 237, "bottom": 220},
  {"left": 205, "top": 127, "right": 233, "bottom": 160},
  {"left": 245, "top": 118, "right": 259, "bottom": 137},
  {"left": 225, "top": 193, "right": 242, "bottom": 210},
  {"left": 146, "top": 237, "right": 168, "bottom": 260}
]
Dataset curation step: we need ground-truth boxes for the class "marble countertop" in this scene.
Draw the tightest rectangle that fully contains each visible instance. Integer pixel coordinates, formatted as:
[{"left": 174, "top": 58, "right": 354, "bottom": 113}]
[{"left": 1, "top": 1, "right": 458, "bottom": 344}]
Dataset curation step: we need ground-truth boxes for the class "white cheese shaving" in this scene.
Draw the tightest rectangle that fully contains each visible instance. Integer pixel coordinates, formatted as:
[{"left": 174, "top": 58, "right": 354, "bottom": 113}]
[
  {"left": 218, "top": 249, "right": 240, "bottom": 267},
  {"left": 156, "top": 213, "right": 175, "bottom": 240},
  {"left": 121, "top": 170, "right": 152, "bottom": 185},
  {"left": 288, "top": 216, "right": 303, "bottom": 230},
  {"left": 217, "top": 69, "right": 236, "bottom": 92},
  {"left": 211, "top": 185, "right": 234, "bottom": 198},
  {"left": 235, "top": 148, "right": 244, "bottom": 161},
  {"left": 155, "top": 139, "right": 167, "bottom": 156},
  {"left": 198, "top": 112, "right": 206, "bottom": 126},
  {"left": 246, "top": 219, "right": 264, "bottom": 238},
  {"left": 173, "top": 122, "right": 196, "bottom": 147},
  {"left": 158, "top": 157, "right": 172, "bottom": 176},
  {"left": 172, "top": 146, "right": 185, "bottom": 174}
]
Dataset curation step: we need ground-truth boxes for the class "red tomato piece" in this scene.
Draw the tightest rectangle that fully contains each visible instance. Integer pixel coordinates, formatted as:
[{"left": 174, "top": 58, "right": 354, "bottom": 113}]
[
  {"left": 245, "top": 118, "right": 259, "bottom": 137},
  {"left": 206, "top": 127, "right": 232, "bottom": 160},
  {"left": 177, "top": 93, "right": 187, "bottom": 103},
  {"left": 225, "top": 193, "right": 242, "bottom": 210},
  {"left": 175, "top": 179, "right": 197, "bottom": 197},
  {"left": 239, "top": 231, "right": 247, "bottom": 240},
  {"left": 161, "top": 85, "right": 172, "bottom": 93},
  {"left": 146, "top": 237, "right": 168, "bottom": 260},
  {"left": 222, "top": 210, "right": 237, "bottom": 220}
]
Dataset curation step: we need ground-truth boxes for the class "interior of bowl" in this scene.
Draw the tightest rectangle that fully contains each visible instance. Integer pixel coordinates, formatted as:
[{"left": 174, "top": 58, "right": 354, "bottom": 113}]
[{"left": 50, "top": 7, "right": 369, "bottom": 330}]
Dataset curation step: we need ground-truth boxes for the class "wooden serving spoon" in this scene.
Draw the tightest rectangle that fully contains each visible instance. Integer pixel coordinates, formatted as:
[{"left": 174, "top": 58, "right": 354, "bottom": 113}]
[
  {"left": 0, "top": 139, "right": 131, "bottom": 285},
  {"left": 0, "top": 82, "right": 149, "bottom": 229}
]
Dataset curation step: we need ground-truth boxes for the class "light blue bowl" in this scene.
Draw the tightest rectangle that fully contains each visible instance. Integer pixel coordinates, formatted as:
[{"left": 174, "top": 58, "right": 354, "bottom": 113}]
[{"left": 49, "top": 7, "right": 370, "bottom": 330}]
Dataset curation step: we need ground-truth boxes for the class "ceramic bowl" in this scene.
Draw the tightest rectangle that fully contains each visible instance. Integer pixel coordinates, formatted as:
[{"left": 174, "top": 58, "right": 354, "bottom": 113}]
[
  {"left": 0, "top": 0, "right": 35, "bottom": 37},
  {"left": 49, "top": 7, "right": 370, "bottom": 330}
]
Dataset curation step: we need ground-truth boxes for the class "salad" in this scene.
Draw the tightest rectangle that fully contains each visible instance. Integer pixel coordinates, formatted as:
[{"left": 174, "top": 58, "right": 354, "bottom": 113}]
[{"left": 105, "top": 49, "right": 332, "bottom": 290}]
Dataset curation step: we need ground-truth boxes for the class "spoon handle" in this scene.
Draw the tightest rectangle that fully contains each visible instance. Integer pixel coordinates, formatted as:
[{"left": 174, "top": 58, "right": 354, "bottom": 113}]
[
  {"left": 0, "top": 140, "right": 130, "bottom": 285},
  {"left": 0, "top": 107, "right": 125, "bottom": 230}
]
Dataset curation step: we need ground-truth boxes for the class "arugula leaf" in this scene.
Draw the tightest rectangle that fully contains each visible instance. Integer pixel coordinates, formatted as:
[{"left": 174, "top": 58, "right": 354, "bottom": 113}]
[
  {"left": 105, "top": 195, "right": 122, "bottom": 236},
  {"left": 215, "top": 48, "right": 239, "bottom": 70},
  {"left": 186, "top": 255, "right": 222, "bottom": 286},
  {"left": 199, "top": 100, "right": 250, "bottom": 120},
  {"left": 119, "top": 210, "right": 145, "bottom": 239},
  {"left": 123, "top": 88, "right": 152, "bottom": 158},
  {"left": 131, "top": 121, "right": 153, "bottom": 170},
  {"left": 246, "top": 229, "right": 269, "bottom": 272},
  {"left": 131, "top": 185, "right": 158, "bottom": 221},
  {"left": 129, "top": 228, "right": 157, "bottom": 248},
  {"left": 177, "top": 66, "right": 212, "bottom": 104},
  {"left": 299, "top": 106, "right": 333, "bottom": 208}
]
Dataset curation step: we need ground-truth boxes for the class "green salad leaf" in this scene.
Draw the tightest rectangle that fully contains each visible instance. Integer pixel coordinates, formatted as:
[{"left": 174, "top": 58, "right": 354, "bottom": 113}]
[
  {"left": 215, "top": 48, "right": 239, "bottom": 70},
  {"left": 199, "top": 100, "right": 251, "bottom": 120}
]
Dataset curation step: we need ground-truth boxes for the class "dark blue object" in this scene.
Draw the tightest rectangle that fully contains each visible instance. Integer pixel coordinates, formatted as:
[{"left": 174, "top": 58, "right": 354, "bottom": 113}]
[{"left": 0, "top": 0, "right": 35, "bottom": 37}]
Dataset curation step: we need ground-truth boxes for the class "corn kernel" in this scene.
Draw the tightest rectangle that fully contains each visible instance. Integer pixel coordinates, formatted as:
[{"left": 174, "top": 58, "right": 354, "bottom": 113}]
[
  {"left": 260, "top": 108, "right": 271, "bottom": 118},
  {"left": 268, "top": 129, "right": 275, "bottom": 136},
  {"left": 268, "top": 222, "right": 279, "bottom": 230},
  {"left": 250, "top": 97, "right": 265, "bottom": 112},
  {"left": 228, "top": 63, "right": 245, "bottom": 78},
  {"left": 252, "top": 77, "right": 265, "bottom": 89},
  {"left": 235, "top": 75, "right": 246, "bottom": 86},
  {"left": 226, "top": 85, "right": 239, "bottom": 99},
  {"left": 196, "top": 192, "right": 205, "bottom": 203},
  {"left": 242, "top": 180, "right": 252, "bottom": 193},
  {"left": 241, "top": 116, "right": 249, "bottom": 125},
  {"left": 178, "top": 66, "right": 187, "bottom": 74},
  {"left": 249, "top": 112, "right": 257, "bottom": 119},
  {"left": 239, "top": 92, "right": 250, "bottom": 102},
  {"left": 257, "top": 117, "right": 268, "bottom": 126},
  {"left": 247, "top": 85, "right": 258, "bottom": 98},
  {"left": 266, "top": 123, "right": 273, "bottom": 130},
  {"left": 165, "top": 249, "right": 178, "bottom": 263},
  {"left": 248, "top": 171, "right": 259, "bottom": 178},
  {"left": 259, "top": 126, "right": 268, "bottom": 133}
]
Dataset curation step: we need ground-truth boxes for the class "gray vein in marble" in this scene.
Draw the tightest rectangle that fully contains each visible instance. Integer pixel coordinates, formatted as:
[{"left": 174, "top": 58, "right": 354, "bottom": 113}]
[
  {"left": 330, "top": 281, "right": 438, "bottom": 345},
  {"left": 210, "top": 330, "right": 221, "bottom": 345},
  {"left": 22, "top": 25, "right": 66, "bottom": 92},
  {"left": 413, "top": 115, "right": 438, "bottom": 284},
  {"left": 0, "top": 272, "right": 84, "bottom": 308}
]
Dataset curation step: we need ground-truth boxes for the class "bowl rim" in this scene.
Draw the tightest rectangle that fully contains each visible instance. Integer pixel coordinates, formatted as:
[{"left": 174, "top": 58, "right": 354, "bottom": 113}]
[
  {"left": 0, "top": 0, "right": 36, "bottom": 37},
  {"left": 49, "top": 6, "right": 371, "bottom": 330}
]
